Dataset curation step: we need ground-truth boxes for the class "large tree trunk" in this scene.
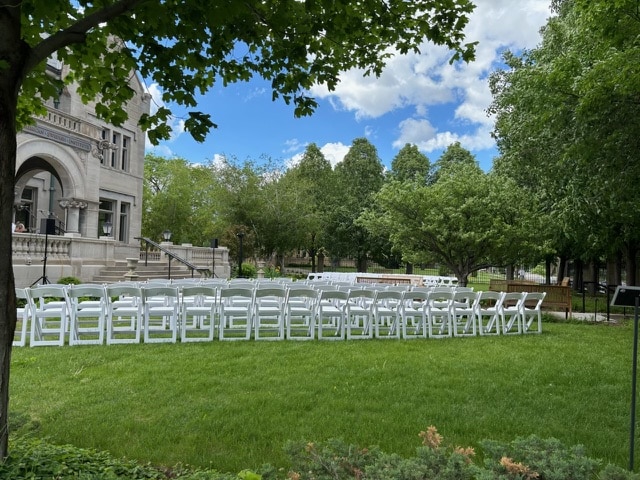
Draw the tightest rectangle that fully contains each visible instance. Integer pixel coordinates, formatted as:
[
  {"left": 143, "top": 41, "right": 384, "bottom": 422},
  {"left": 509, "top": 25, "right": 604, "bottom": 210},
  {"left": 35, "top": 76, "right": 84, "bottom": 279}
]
[
  {"left": 0, "top": 71, "right": 19, "bottom": 459},
  {"left": 356, "top": 255, "right": 367, "bottom": 273}
]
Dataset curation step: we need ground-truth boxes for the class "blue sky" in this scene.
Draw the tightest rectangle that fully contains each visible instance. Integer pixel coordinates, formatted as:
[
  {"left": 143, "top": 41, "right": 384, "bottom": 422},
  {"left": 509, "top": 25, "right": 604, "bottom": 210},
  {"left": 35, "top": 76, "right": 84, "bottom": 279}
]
[{"left": 146, "top": 0, "right": 552, "bottom": 172}]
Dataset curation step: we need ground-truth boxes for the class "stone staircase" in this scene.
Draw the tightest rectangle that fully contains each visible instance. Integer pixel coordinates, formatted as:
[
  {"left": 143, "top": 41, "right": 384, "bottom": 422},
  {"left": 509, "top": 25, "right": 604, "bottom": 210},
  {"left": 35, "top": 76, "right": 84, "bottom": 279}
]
[{"left": 92, "top": 260, "right": 203, "bottom": 283}]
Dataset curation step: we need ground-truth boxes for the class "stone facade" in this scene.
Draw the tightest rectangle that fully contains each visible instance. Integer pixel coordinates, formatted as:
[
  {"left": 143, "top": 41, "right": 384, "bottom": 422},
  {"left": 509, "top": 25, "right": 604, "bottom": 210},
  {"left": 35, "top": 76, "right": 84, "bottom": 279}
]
[{"left": 14, "top": 59, "right": 150, "bottom": 244}]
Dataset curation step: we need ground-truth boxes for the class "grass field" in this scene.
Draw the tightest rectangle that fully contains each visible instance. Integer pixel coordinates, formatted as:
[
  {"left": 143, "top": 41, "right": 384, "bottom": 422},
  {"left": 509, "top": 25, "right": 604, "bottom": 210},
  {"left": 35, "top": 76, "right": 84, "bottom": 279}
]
[{"left": 8, "top": 319, "right": 636, "bottom": 474}]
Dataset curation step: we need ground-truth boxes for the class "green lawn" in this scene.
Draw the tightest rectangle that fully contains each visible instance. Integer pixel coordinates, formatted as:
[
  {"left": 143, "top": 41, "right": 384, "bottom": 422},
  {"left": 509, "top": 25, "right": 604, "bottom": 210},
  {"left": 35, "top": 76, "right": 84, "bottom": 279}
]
[{"left": 8, "top": 320, "right": 635, "bottom": 474}]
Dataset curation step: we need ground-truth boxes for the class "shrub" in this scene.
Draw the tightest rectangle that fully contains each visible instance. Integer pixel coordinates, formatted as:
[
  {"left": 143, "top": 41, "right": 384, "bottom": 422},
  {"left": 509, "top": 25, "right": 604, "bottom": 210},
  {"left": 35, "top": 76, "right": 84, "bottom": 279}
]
[
  {"left": 237, "top": 262, "right": 257, "bottom": 278},
  {"left": 1, "top": 437, "right": 245, "bottom": 479},
  {"left": 56, "top": 276, "right": 81, "bottom": 285}
]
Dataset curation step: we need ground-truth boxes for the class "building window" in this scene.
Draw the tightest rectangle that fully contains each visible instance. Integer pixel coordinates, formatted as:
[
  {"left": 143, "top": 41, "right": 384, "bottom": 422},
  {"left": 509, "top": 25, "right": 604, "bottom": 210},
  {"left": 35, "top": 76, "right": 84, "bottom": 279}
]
[
  {"left": 16, "top": 188, "right": 36, "bottom": 232},
  {"left": 100, "top": 129, "right": 109, "bottom": 165},
  {"left": 98, "top": 199, "right": 114, "bottom": 237},
  {"left": 119, "top": 202, "right": 130, "bottom": 242},
  {"left": 111, "top": 132, "right": 121, "bottom": 168},
  {"left": 121, "top": 135, "right": 130, "bottom": 171}
]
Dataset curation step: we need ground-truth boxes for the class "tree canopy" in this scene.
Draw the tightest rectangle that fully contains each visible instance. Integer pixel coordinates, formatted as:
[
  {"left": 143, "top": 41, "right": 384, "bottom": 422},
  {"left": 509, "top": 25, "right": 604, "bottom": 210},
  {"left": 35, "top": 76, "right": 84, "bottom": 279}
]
[{"left": 489, "top": 0, "right": 640, "bottom": 283}]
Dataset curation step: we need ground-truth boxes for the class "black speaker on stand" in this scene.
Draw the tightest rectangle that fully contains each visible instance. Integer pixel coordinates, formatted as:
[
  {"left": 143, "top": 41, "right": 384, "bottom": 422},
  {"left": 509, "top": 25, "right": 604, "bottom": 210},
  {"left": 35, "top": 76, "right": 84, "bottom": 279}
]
[{"left": 31, "top": 219, "right": 55, "bottom": 285}]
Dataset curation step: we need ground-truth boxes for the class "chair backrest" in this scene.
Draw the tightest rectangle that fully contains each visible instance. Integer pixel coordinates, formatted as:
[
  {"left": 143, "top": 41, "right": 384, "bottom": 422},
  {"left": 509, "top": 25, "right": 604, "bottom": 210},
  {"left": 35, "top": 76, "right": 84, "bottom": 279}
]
[
  {"left": 106, "top": 284, "right": 143, "bottom": 306},
  {"left": 477, "top": 291, "right": 503, "bottom": 308},
  {"left": 29, "top": 284, "right": 70, "bottom": 308},
  {"left": 523, "top": 291, "right": 546, "bottom": 309},
  {"left": 287, "top": 287, "right": 319, "bottom": 300},
  {"left": 452, "top": 290, "right": 477, "bottom": 306},
  {"left": 219, "top": 287, "right": 254, "bottom": 304},
  {"left": 254, "top": 287, "right": 287, "bottom": 306},
  {"left": 501, "top": 292, "right": 525, "bottom": 309},
  {"left": 68, "top": 284, "right": 107, "bottom": 300},
  {"left": 141, "top": 286, "right": 180, "bottom": 302},
  {"left": 181, "top": 285, "right": 217, "bottom": 306}
]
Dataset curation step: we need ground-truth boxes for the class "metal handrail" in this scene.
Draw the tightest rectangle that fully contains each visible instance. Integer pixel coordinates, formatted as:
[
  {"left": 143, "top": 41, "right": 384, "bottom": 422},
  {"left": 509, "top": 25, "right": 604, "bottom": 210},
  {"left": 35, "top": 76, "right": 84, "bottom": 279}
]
[{"left": 135, "top": 236, "right": 212, "bottom": 278}]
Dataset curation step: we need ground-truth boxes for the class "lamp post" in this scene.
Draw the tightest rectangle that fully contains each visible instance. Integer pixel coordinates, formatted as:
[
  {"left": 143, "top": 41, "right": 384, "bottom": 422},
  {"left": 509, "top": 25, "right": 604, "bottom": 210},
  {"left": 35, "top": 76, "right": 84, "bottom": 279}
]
[
  {"left": 210, "top": 238, "right": 218, "bottom": 278},
  {"left": 236, "top": 232, "right": 245, "bottom": 278},
  {"left": 102, "top": 220, "right": 112, "bottom": 237},
  {"left": 162, "top": 229, "right": 173, "bottom": 279}
]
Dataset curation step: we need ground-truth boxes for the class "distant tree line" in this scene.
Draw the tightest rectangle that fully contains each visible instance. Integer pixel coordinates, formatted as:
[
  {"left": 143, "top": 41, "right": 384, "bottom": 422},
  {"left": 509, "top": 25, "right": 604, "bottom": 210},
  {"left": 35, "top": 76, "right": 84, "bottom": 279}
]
[{"left": 143, "top": 139, "right": 543, "bottom": 286}]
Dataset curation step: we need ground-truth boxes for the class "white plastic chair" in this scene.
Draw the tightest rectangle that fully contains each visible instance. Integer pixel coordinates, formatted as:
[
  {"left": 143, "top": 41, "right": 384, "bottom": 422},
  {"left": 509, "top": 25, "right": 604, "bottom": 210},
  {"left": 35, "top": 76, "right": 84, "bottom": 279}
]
[
  {"left": 345, "top": 289, "right": 376, "bottom": 340},
  {"left": 522, "top": 292, "right": 546, "bottom": 334},
  {"left": 180, "top": 285, "right": 217, "bottom": 342},
  {"left": 68, "top": 284, "right": 108, "bottom": 345},
  {"left": 501, "top": 292, "right": 526, "bottom": 335},
  {"left": 106, "top": 284, "right": 143, "bottom": 344},
  {"left": 28, "top": 284, "right": 70, "bottom": 347},
  {"left": 14, "top": 288, "right": 31, "bottom": 347},
  {"left": 218, "top": 287, "right": 254, "bottom": 341},
  {"left": 285, "top": 287, "right": 319, "bottom": 340},
  {"left": 427, "top": 289, "right": 454, "bottom": 338},
  {"left": 316, "top": 290, "right": 348, "bottom": 340},
  {"left": 372, "top": 290, "right": 402, "bottom": 339},
  {"left": 475, "top": 291, "right": 504, "bottom": 335},
  {"left": 142, "top": 286, "right": 180, "bottom": 343},
  {"left": 399, "top": 290, "right": 429, "bottom": 339},
  {"left": 253, "top": 286, "right": 287, "bottom": 340},
  {"left": 451, "top": 290, "right": 479, "bottom": 337}
]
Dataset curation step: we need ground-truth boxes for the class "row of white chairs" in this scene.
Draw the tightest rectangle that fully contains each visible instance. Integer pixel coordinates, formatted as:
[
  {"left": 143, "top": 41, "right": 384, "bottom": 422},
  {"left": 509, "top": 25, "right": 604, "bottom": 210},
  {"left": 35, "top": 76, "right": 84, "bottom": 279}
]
[{"left": 13, "top": 283, "right": 545, "bottom": 346}]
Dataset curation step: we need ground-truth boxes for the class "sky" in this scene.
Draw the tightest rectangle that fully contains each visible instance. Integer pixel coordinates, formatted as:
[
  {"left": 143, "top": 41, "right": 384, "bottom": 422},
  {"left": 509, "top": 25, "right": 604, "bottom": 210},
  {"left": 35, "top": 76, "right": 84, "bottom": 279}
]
[{"left": 145, "top": 0, "right": 553, "bottom": 172}]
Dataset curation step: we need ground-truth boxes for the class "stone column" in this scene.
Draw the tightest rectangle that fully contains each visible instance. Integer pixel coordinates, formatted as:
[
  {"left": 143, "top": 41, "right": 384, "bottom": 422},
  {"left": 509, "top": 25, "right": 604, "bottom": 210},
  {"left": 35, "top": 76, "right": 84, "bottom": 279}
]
[{"left": 59, "top": 199, "right": 88, "bottom": 237}]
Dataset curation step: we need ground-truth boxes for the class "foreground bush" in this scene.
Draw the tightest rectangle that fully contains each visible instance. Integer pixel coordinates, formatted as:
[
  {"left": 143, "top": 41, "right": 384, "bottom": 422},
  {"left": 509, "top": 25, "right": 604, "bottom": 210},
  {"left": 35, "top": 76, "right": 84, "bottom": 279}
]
[
  {"left": 2, "top": 427, "right": 640, "bottom": 479},
  {"left": 284, "top": 427, "right": 640, "bottom": 480}
]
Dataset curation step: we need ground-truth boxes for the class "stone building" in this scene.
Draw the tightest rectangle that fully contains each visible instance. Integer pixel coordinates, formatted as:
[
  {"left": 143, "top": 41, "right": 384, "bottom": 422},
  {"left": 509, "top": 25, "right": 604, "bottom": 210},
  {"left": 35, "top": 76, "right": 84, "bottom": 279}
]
[{"left": 14, "top": 57, "right": 150, "bottom": 242}]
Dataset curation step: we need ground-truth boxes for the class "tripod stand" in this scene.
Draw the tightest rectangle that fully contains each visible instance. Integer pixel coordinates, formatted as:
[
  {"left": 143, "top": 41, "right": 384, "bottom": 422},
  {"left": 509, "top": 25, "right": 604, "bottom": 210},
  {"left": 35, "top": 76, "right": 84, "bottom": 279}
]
[{"left": 31, "top": 221, "right": 53, "bottom": 286}]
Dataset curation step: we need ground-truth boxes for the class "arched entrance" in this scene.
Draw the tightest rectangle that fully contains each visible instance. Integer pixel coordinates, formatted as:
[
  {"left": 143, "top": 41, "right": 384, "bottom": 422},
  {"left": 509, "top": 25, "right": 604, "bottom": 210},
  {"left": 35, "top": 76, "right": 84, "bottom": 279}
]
[{"left": 15, "top": 139, "right": 87, "bottom": 236}]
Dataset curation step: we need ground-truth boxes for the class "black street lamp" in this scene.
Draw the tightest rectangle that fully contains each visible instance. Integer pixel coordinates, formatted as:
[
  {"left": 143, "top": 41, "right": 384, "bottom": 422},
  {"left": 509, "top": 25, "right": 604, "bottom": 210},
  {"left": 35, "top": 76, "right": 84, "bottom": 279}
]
[
  {"left": 236, "top": 232, "right": 245, "bottom": 278},
  {"left": 162, "top": 229, "right": 172, "bottom": 242}
]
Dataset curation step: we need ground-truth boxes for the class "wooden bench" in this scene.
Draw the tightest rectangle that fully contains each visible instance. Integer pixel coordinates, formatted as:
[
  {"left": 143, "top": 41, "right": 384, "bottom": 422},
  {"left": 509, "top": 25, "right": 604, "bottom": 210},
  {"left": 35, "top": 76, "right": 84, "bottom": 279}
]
[{"left": 489, "top": 280, "right": 572, "bottom": 319}]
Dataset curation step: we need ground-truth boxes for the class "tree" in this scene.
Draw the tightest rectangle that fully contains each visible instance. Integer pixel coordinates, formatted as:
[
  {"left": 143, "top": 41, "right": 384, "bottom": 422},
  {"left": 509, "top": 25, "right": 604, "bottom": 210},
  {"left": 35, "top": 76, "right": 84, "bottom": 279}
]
[
  {"left": 326, "top": 138, "right": 384, "bottom": 272},
  {"left": 390, "top": 143, "right": 431, "bottom": 183},
  {"left": 285, "top": 144, "right": 334, "bottom": 272},
  {"left": 143, "top": 154, "right": 220, "bottom": 246},
  {"left": 430, "top": 141, "right": 478, "bottom": 183},
  {"left": 0, "top": 0, "right": 477, "bottom": 458},
  {"left": 490, "top": 0, "right": 640, "bottom": 287},
  {"left": 361, "top": 162, "right": 543, "bottom": 286}
]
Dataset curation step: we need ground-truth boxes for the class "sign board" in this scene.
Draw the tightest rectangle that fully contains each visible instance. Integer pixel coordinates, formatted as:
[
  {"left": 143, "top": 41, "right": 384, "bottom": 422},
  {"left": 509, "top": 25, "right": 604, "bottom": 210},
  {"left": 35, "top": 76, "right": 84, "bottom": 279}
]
[{"left": 611, "top": 286, "right": 640, "bottom": 307}]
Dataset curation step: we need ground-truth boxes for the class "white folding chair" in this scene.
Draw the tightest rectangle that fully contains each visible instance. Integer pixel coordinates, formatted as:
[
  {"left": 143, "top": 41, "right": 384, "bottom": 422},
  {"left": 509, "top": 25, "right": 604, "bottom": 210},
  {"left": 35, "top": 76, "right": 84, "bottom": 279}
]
[
  {"left": 28, "top": 284, "right": 70, "bottom": 347},
  {"left": 285, "top": 287, "right": 319, "bottom": 340},
  {"left": 399, "top": 290, "right": 429, "bottom": 339},
  {"left": 451, "top": 290, "right": 479, "bottom": 337},
  {"left": 316, "top": 290, "right": 348, "bottom": 340},
  {"left": 345, "top": 289, "right": 376, "bottom": 340},
  {"left": 218, "top": 287, "right": 254, "bottom": 341},
  {"left": 180, "top": 285, "right": 217, "bottom": 342},
  {"left": 253, "top": 286, "right": 287, "bottom": 340},
  {"left": 427, "top": 289, "right": 454, "bottom": 338},
  {"left": 501, "top": 292, "right": 526, "bottom": 335},
  {"left": 475, "top": 291, "right": 504, "bottom": 335},
  {"left": 522, "top": 292, "right": 546, "bottom": 334},
  {"left": 106, "top": 284, "right": 143, "bottom": 344},
  {"left": 142, "top": 286, "right": 180, "bottom": 343},
  {"left": 68, "top": 284, "right": 108, "bottom": 345},
  {"left": 372, "top": 290, "right": 402, "bottom": 339},
  {"left": 14, "top": 288, "right": 31, "bottom": 347}
]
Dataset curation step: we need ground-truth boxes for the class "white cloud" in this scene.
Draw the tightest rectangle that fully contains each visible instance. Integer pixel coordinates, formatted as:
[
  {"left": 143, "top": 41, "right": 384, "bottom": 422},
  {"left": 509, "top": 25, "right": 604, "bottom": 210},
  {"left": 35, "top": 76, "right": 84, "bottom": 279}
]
[
  {"left": 283, "top": 138, "right": 306, "bottom": 154},
  {"left": 146, "top": 144, "right": 174, "bottom": 156},
  {"left": 145, "top": 82, "right": 187, "bottom": 145},
  {"left": 320, "top": 142, "right": 350, "bottom": 168},
  {"left": 285, "top": 141, "right": 351, "bottom": 170},
  {"left": 308, "top": 0, "right": 551, "bottom": 157}
]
